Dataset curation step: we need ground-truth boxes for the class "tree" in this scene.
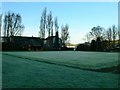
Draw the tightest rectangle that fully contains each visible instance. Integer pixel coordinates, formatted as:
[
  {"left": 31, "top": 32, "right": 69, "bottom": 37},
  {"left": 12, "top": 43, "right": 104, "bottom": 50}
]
[
  {"left": 54, "top": 17, "right": 59, "bottom": 32},
  {"left": 61, "top": 24, "right": 69, "bottom": 47},
  {"left": 39, "top": 7, "right": 47, "bottom": 39},
  {"left": 3, "top": 14, "right": 7, "bottom": 37},
  {"left": 96, "top": 37, "right": 102, "bottom": 51},
  {"left": 3, "top": 12, "right": 24, "bottom": 37},
  {"left": 76, "top": 44, "right": 90, "bottom": 51},
  {"left": 90, "top": 26, "right": 104, "bottom": 40},
  {"left": 89, "top": 26, "right": 105, "bottom": 51},
  {"left": 90, "top": 39, "right": 96, "bottom": 51},
  {"left": 84, "top": 33, "right": 92, "bottom": 43},
  {"left": 112, "top": 25, "right": 117, "bottom": 50},
  {"left": 39, "top": 16, "right": 44, "bottom": 38},
  {"left": 46, "top": 11, "right": 53, "bottom": 37},
  {"left": 101, "top": 40, "right": 108, "bottom": 52},
  {"left": 106, "top": 27, "right": 112, "bottom": 50},
  {"left": 54, "top": 17, "right": 60, "bottom": 50}
]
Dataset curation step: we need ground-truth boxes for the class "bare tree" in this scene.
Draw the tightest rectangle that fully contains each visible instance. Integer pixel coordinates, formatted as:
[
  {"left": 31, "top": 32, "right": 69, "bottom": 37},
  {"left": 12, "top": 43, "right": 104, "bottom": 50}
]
[
  {"left": 54, "top": 17, "right": 59, "bottom": 32},
  {"left": 39, "top": 7, "right": 47, "bottom": 39},
  {"left": 85, "top": 33, "right": 92, "bottom": 43},
  {"left": 112, "top": 25, "right": 117, "bottom": 49},
  {"left": 106, "top": 27, "right": 112, "bottom": 50},
  {"left": 46, "top": 11, "right": 53, "bottom": 37},
  {"left": 4, "top": 14, "right": 8, "bottom": 37},
  {"left": 3, "top": 12, "right": 24, "bottom": 37},
  {"left": 101, "top": 29, "right": 107, "bottom": 41},
  {"left": 90, "top": 26, "right": 103, "bottom": 40},
  {"left": 51, "top": 20, "right": 53, "bottom": 36},
  {"left": 43, "top": 7, "right": 47, "bottom": 34},
  {"left": 54, "top": 17, "right": 60, "bottom": 50},
  {"left": 39, "top": 17, "right": 44, "bottom": 38},
  {"left": 61, "top": 24, "right": 69, "bottom": 47}
]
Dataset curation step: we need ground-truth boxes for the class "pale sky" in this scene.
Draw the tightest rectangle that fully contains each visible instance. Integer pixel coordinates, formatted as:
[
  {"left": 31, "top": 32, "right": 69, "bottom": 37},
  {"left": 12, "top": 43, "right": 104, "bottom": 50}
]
[{"left": 1, "top": 2, "right": 118, "bottom": 44}]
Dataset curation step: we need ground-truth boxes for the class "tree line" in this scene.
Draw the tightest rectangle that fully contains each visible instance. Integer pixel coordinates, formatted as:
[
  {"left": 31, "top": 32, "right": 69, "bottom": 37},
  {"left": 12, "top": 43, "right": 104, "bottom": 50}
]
[
  {"left": 83, "top": 25, "right": 120, "bottom": 52},
  {"left": 2, "top": 8, "right": 119, "bottom": 52},
  {"left": 39, "top": 7, "right": 69, "bottom": 47}
]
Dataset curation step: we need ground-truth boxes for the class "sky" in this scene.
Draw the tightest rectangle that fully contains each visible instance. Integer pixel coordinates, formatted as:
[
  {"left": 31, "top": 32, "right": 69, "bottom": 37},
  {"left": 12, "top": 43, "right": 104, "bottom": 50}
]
[{"left": 1, "top": 2, "right": 118, "bottom": 44}]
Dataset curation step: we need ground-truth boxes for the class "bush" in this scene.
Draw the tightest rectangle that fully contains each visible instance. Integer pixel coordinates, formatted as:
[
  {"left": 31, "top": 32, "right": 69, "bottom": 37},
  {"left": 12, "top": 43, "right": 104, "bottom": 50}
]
[{"left": 76, "top": 44, "right": 90, "bottom": 51}]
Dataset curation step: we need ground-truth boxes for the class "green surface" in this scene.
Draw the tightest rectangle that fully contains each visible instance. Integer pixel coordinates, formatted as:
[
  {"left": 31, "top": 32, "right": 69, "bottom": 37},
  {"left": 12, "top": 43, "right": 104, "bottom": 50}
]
[
  {"left": 2, "top": 52, "right": 119, "bottom": 88},
  {"left": 3, "top": 51, "right": 119, "bottom": 70}
]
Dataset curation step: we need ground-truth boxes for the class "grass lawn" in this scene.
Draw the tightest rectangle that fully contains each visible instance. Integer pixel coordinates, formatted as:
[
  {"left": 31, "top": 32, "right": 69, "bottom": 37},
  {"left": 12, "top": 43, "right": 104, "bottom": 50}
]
[
  {"left": 2, "top": 52, "right": 119, "bottom": 88},
  {"left": 2, "top": 51, "right": 119, "bottom": 70}
]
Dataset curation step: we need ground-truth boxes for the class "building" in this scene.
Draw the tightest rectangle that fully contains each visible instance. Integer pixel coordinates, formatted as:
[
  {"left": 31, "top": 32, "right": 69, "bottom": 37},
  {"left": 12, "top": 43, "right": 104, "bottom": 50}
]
[
  {"left": 1, "top": 36, "right": 62, "bottom": 51},
  {"left": 44, "top": 36, "right": 62, "bottom": 51}
]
